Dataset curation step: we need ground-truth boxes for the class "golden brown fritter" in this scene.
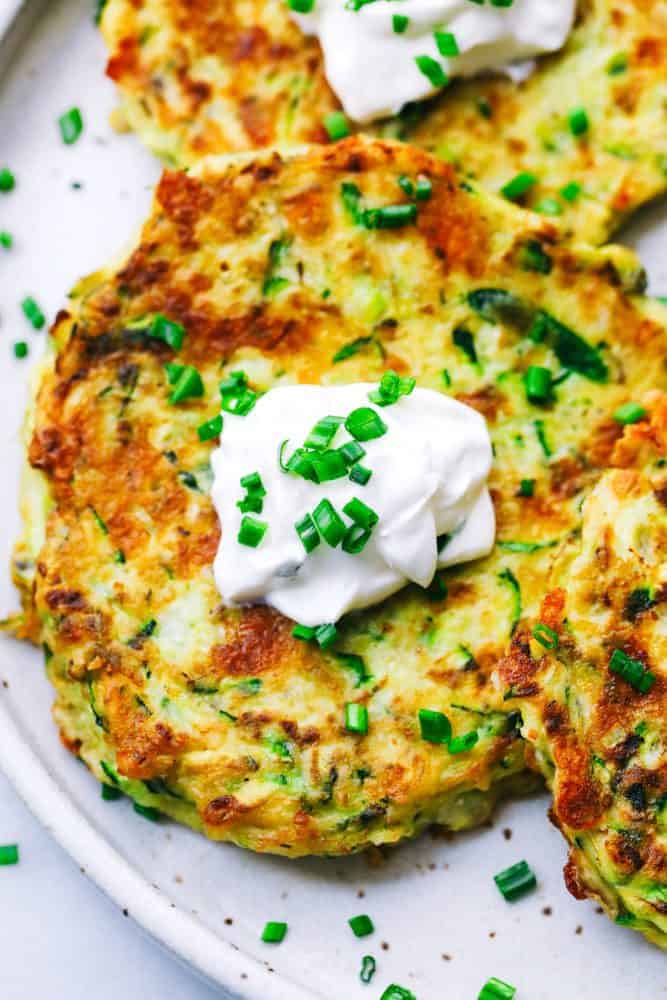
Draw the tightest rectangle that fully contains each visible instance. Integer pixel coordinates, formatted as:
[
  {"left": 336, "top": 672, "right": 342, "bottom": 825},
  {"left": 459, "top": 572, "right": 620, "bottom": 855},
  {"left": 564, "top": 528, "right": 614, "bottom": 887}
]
[
  {"left": 101, "top": 0, "right": 667, "bottom": 244},
  {"left": 499, "top": 395, "right": 667, "bottom": 948},
  {"left": 12, "top": 138, "right": 667, "bottom": 855}
]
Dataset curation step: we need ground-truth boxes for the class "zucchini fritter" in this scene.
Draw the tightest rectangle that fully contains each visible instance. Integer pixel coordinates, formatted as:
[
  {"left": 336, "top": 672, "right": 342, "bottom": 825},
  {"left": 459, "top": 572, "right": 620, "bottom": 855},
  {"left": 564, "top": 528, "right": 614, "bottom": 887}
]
[
  {"left": 101, "top": 0, "right": 667, "bottom": 244},
  {"left": 499, "top": 396, "right": 667, "bottom": 948},
  {"left": 13, "top": 139, "right": 667, "bottom": 856}
]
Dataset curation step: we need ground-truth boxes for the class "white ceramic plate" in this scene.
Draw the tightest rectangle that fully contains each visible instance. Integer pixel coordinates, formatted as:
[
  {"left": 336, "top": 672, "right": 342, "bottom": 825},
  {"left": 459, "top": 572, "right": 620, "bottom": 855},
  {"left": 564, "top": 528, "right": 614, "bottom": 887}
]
[{"left": 1, "top": 3, "right": 666, "bottom": 997}]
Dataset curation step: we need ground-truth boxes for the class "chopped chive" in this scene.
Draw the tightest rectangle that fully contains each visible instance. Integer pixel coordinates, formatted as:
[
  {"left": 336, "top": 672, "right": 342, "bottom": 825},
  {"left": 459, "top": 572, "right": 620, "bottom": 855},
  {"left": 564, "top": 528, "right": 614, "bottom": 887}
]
[
  {"left": 240, "top": 472, "right": 265, "bottom": 494},
  {"left": 150, "top": 313, "right": 185, "bottom": 350},
  {"left": 0, "top": 231, "right": 12, "bottom": 248},
  {"left": 342, "top": 523, "right": 373, "bottom": 554},
  {"left": 500, "top": 172, "right": 537, "bottom": 201},
  {"left": 168, "top": 364, "right": 204, "bottom": 404},
  {"left": 133, "top": 802, "right": 161, "bottom": 822},
  {"left": 534, "top": 197, "right": 563, "bottom": 217},
  {"left": 398, "top": 175, "right": 414, "bottom": 196},
  {"left": 261, "top": 921, "right": 288, "bottom": 943},
  {"left": 304, "top": 415, "right": 343, "bottom": 450},
  {"left": 220, "top": 370, "right": 257, "bottom": 415},
  {"left": 434, "top": 30, "right": 459, "bottom": 57},
  {"left": 478, "top": 977, "right": 516, "bottom": 1000},
  {"left": 238, "top": 515, "right": 267, "bottom": 548},
  {"left": 348, "top": 914, "right": 374, "bottom": 937},
  {"left": 345, "top": 407, "right": 387, "bottom": 441},
  {"left": 418, "top": 708, "right": 452, "bottom": 745},
  {"left": 494, "top": 860, "right": 537, "bottom": 901},
  {"left": 524, "top": 365, "right": 552, "bottom": 404},
  {"left": 350, "top": 463, "right": 372, "bottom": 486},
  {"left": 609, "top": 648, "right": 656, "bottom": 694},
  {"left": 292, "top": 623, "right": 316, "bottom": 641},
  {"left": 312, "top": 498, "right": 346, "bottom": 547},
  {"left": 380, "top": 986, "right": 416, "bottom": 1000},
  {"left": 311, "top": 450, "right": 349, "bottom": 483},
  {"left": 607, "top": 52, "right": 628, "bottom": 75},
  {"left": 0, "top": 844, "right": 19, "bottom": 866},
  {"left": 533, "top": 622, "right": 559, "bottom": 649},
  {"left": 286, "top": 0, "right": 313, "bottom": 9},
  {"left": 21, "top": 296, "right": 45, "bottom": 330},
  {"left": 338, "top": 440, "right": 365, "bottom": 466},
  {"left": 336, "top": 652, "right": 370, "bottom": 687},
  {"left": 393, "top": 13, "right": 409, "bottom": 33},
  {"left": 343, "top": 497, "right": 378, "bottom": 529},
  {"left": 477, "top": 97, "right": 493, "bottom": 119},
  {"left": 58, "top": 107, "right": 83, "bottom": 144},
  {"left": 363, "top": 203, "right": 418, "bottom": 229},
  {"left": 197, "top": 413, "right": 223, "bottom": 441},
  {"left": 101, "top": 784, "right": 123, "bottom": 801},
  {"left": 315, "top": 623, "right": 338, "bottom": 649},
  {"left": 569, "top": 107, "right": 590, "bottom": 137},
  {"left": 13, "top": 341, "right": 28, "bottom": 359},
  {"left": 295, "top": 513, "right": 320, "bottom": 553},
  {"left": 613, "top": 401, "right": 647, "bottom": 425},
  {"left": 499, "top": 567, "right": 522, "bottom": 635},
  {"left": 360, "top": 954, "right": 377, "bottom": 984},
  {"left": 323, "top": 111, "right": 350, "bottom": 141},
  {"left": 415, "top": 54, "right": 448, "bottom": 89},
  {"left": 520, "top": 240, "right": 552, "bottom": 274},
  {"left": 519, "top": 478, "right": 535, "bottom": 497},
  {"left": 560, "top": 181, "right": 582, "bottom": 202},
  {"left": 332, "top": 334, "right": 374, "bottom": 363},
  {"left": 0, "top": 167, "right": 16, "bottom": 192},
  {"left": 345, "top": 702, "right": 368, "bottom": 734},
  {"left": 415, "top": 175, "right": 432, "bottom": 201},
  {"left": 534, "top": 419, "right": 552, "bottom": 458},
  {"left": 448, "top": 730, "right": 479, "bottom": 754},
  {"left": 237, "top": 494, "right": 263, "bottom": 514},
  {"left": 368, "top": 369, "right": 415, "bottom": 406}
]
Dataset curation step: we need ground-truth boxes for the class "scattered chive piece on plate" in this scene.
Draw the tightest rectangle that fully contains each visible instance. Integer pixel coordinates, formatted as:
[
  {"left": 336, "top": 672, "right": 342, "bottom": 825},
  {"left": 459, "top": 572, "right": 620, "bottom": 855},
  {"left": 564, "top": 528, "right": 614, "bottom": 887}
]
[
  {"left": 348, "top": 914, "right": 374, "bottom": 937},
  {"left": 21, "top": 296, "right": 45, "bottom": 330},
  {"left": 349, "top": 463, "right": 372, "bottom": 486},
  {"left": 0, "top": 230, "right": 12, "bottom": 248},
  {"left": 380, "top": 986, "right": 416, "bottom": 1000},
  {"left": 415, "top": 54, "right": 448, "bottom": 89},
  {"left": 0, "top": 167, "right": 16, "bottom": 192},
  {"left": 132, "top": 802, "right": 161, "bottom": 822},
  {"left": 287, "top": 0, "right": 314, "bottom": 9},
  {"left": 418, "top": 708, "right": 452, "bottom": 744},
  {"left": 360, "top": 954, "right": 377, "bottom": 984},
  {"left": 478, "top": 977, "right": 516, "bottom": 1000},
  {"left": 345, "top": 702, "right": 368, "bottom": 734},
  {"left": 292, "top": 623, "right": 316, "bottom": 641},
  {"left": 197, "top": 413, "right": 223, "bottom": 441},
  {"left": 500, "top": 171, "right": 537, "bottom": 201},
  {"left": 494, "top": 859, "right": 537, "bottom": 901},
  {"left": 323, "top": 111, "right": 350, "bottom": 141},
  {"left": 315, "top": 623, "right": 338, "bottom": 649},
  {"left": 13, "top": 341, "right": 28, "bottom": 359},
  {"left": 101, "top": 783, "right": 123, "bottom": 801},
  {"left": 313, "top": 498, "right": 346, "bottom": 546},
  {"left": 59, "top": 106, "right": 84, "bottom": 144},
  {"left": 295, "top": 513, "right": 320, "bottom": 553},
  {"left": 392, "top": 13, "right": 409, "bottom": 33},
  {"left": 613, "top": 401, "right": 647, "bottom": 425},
  {"left": 345, "top": 406, "right": 387, "bottom": 442},
  {"left": 434, "top": 30, "right": 459, "bottom": 57},
  {"left": 0, "top": 844, "right": 19, "bottom": 866},
  {"left": 261, "top": 921, "right": 288, "bottom": 943}
]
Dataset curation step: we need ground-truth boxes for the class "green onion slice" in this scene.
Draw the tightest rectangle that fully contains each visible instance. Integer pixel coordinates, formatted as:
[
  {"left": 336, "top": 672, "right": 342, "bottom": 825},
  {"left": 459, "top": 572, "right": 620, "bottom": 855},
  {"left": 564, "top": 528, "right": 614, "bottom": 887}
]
[
  {"left": 345, "top": 702, "right": 369, "bottom": 734},
  {"left": 345, "top": 407, "right": 387, "bottom": 442},
  {"left": 313, "top": 499, "right": 346, "bottom": 547},
  {"left": 237, "top": 515, "right": 267, "bottom": 548},
  {"left": 533, "top": 622, "right": 559, "bottom": 649},
  {"left": 418, "top": 708, "right": 452, "bottom": 744},
  {"left": 494, "top": 860, "right": 537, "bottom": 901},
  {"left": 0, "top": 844, "right": 19, "bottom": 866},
  {"left": 261, "top": 921, "right": 288, "bottom": 943},
  {"left": 609, "top": 648, "right": 656, "bottom": 694},
  {"left": 478, "top": 977, "right": 516, "bottom": 1000},
  {"left": 348, "top": 914, "right": 374, "bottom": 937}
]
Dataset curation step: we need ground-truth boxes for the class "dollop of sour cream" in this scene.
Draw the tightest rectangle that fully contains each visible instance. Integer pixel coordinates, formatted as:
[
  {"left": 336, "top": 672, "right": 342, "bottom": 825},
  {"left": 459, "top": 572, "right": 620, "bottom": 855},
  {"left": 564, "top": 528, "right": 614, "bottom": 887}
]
[
  {"left": 211, "top": 383, "right": 494, "bottom": 627},
  {"left": 291, "top": 0, "right": 576, "bottom": 124}
]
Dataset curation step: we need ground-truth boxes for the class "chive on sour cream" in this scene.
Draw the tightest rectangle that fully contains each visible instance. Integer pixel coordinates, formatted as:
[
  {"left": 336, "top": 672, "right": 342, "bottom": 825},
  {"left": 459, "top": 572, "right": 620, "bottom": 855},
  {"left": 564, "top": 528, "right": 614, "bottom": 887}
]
[
  {"left": 290, "top": 0, "right": 576, "bottom": 124},
  {"left": 211, "top": 381, "right": 494, "bottom": 627}
]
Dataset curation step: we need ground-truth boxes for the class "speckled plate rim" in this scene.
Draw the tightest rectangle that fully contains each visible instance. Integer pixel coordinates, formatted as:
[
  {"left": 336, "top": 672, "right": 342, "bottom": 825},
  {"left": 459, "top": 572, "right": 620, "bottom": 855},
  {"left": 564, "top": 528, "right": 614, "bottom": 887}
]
[{"left": 0, "top": 692, "right": 317, "bottom": 1000}]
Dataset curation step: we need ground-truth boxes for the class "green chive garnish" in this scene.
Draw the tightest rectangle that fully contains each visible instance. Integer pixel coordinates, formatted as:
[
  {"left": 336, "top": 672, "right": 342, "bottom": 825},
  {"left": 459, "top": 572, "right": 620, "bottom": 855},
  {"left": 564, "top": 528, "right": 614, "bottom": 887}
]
[
  {"left": 133, "top": 802, "right": 161, "bottom": 822},
  {"left": 338, "top": 440, "right": 365, "bottom": 466},
  {"left": 448, "top": 730, "right": 478, "bottom": 754},
  {"left": 560, "top": 181, "right": 581, "bottom": 202},
  {"left": 101, "top": 784, "right": 123, "bottom": 801},
  {"left": 149, "top": 313, "right": 185, "bottom": 350},
  {"left": 349, "top": 914, "right": 374, "bottom": 937},
  {"left": 609, "top": 648, "right": 656, "bottom": 694},
  {"left": 478, "top": 977, "right": 516, "bottom": 1000},
  {"left": 392, "top": 13, "right": 409, "bottom": 33},
  {"left": 59, "top": 107, "right": 84, "bottom": 145},
  {"left": 261, "top": 921, "right": 288, "bottom": 943},
  {"left": 0, "top": 231, "right": 12, "bottom": 248},
  {"left": 368, "top": 370, "right": 416, "bottom": 407},
  {"left": 238, "top": 515, "right": 267, "bottom": 548},
  {"left": 494, "top": 860, "right": 537, "bottom": 901},
  {"left": 613, "top": 401, "right": 647, "bottom": 425},
  {"left": 13, "top": 341, "right": 28, "bottom": 359},
  {"left": 310, "top": 450, "right": 348, "bottom": 483},
  {"left": 168, "top": 364, "right": 204, "bottom": 404},
  {"left": 21, "top": 296, "right": 45, "bottom": 330},
  {"left": 519, "top": 478, "right": 535, "bottom": 497},
  {"left": 363, "top": 204, "right": 418, "bottom": 229},
  {"left": 349, "top": 463, "right": 372, "bottom": 486},
  {"left": 380, "top": 986, "right": 416, "bottom": 1000},
  {"left": 293, "top": 623, "right": 316, "bottom": 641},
  {"left": 434, "top": 30, "right": 459, "bottom": 57},
  {"left": 534, "top": 197, "right": 563, "bottom": 217},
  {"left": 313, "top": 498, "right": 346, "bottom": 547},
  {"left": 343, "top": 497, "right": 378, "bottom": 529},
  {"left": 342, "top": 523, "right": 373, "bottom": 554},
  {"left": 501, "top": 172, "right": 537, "bottom": 201},
  {"left": 418, "top": 708, "right": 452, "bottom": 744},
  {"left": 524, "top": 365, "right": 552, "bottom": 404},
  {"left": 415, "top": 176, "right": 432, "bottom": 201},
  {"left": 360, "top": 954, "right": 377, "bottom": 984},
  {"left": 345, "top": 702, "right": 368, "bottom": 734},
  {"left": 220, "top": 370, "right": 257, "bottom": 415},
  {"left": 569, "top": 107, "right": 589, "bottom": 137},
  {"left": 533, "top": 622, "right": 558, "bottom": 649},
  {"left": 415, "top": 54, "right": 448, "bottom": 88},
  {"left": 345, "top": 407, "right": 387, "bottom": 442},
  {"left": 315, "top": 623, "right": 338, "bottom": 649},
  {"left": 197, "top": 413, "right": 223, "bottom": 441},
  {"left": 323, "top": 111, "right": 350, "bottom": 142},
  {"left": 295, "top": 513, "right": 320, "bottom": 553},
  {"left": 0, "top": 167, "right": 16, "bottom": 192},
  {"left": 0, "top": 844, "right": 19, "bottom": 866}
]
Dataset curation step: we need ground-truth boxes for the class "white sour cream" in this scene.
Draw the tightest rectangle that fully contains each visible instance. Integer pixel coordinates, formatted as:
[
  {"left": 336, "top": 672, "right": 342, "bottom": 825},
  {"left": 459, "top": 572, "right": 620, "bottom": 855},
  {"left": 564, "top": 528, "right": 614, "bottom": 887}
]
[
  {"left": 291, "top": 0, "right": 576, "bottom": 124},
  {"left": 211, "top": 383, "right": 494, "bottom": 627}
]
